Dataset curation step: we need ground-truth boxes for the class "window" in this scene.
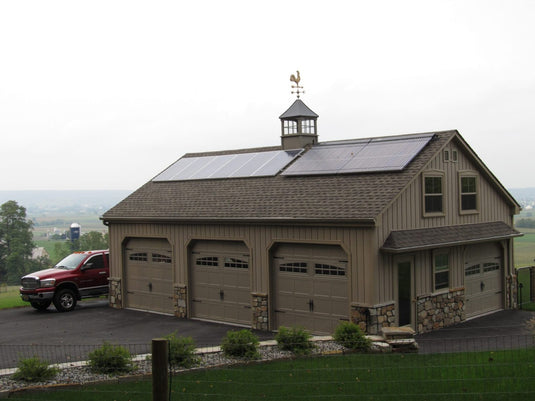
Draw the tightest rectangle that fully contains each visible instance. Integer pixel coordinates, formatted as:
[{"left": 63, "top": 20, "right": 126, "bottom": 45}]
[
  {"left": 460, "top": 174, "right": 478, "bottom": 212},
  {"left": 196, "top": 256, "right": 218, "bottom": 267},
  {"left": 315, "top": 263, "right": 345, "bottom": 276},
  {"left": 423, "top": 174, "right": 444, "bottom": 215},
  {"left": 483, "top": 262, "right": 500, "bottom": 273},
  {"left": 279, "top": 262, "right": 307, "bottom": 273},
  {"left": 283, "top": 120, "right": 297, "bottom": 135},
  {"left": 152, "top": 253, "right": 172, "bottom": 263},
  {"left": 85, "top": 255, "right": 105, "bottom": 269},
  {"left": 433, "top": 252, "right": 449, "bottom": 291},
  {"left": 224, "top": 258, "right": 248, "bottom": 269},
  {"left": 129, "top": 252, "right": 148, "bottom": 262},
  {"left": 301, "top": 119, "right": 315, "bottom": 134},
  {"left": 465, "top": 264, "right": 481, "bottom": 276}
]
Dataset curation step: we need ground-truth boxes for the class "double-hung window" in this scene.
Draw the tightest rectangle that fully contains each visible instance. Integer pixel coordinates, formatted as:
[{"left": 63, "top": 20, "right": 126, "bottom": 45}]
[
  {"left": 423, "top": 172, "right": 445, "bottom": 216},
  {"left": 459, "top": 173, "right": 478, "bottom": 213},
  {"left": 433, "top": 252, "right": 449, "bottom": 291}
]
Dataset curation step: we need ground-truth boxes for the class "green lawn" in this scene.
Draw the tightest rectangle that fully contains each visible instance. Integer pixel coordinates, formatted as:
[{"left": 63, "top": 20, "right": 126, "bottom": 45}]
[
  {"left": 515, "top": 228, "right": 535, "bottom": 267},
  {"left": 10, "top": 349, "right": 535, "bottom": 400},
  {"left": 0, "top": 285, "right": 26, "bottom": 309}
]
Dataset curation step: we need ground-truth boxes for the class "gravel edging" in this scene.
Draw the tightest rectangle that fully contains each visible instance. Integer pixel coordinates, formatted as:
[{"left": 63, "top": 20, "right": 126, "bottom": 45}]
[{"left": 0, "top": 340, "right": 349, "bottom": 395}]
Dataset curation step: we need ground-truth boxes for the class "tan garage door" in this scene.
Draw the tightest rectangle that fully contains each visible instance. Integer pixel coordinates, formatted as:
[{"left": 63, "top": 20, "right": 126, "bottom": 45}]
[
  {"left": 272, "top": 243, "right": 349, "bottom": 335},
  {"left": 190, "top": 240, "right": 251, "bottom": 326},
  {"left": 125, "top": 238, "right": 174, "bottom": 315},
  {"left": 464, "top": 242, "right": 503, "bottom": 319}
]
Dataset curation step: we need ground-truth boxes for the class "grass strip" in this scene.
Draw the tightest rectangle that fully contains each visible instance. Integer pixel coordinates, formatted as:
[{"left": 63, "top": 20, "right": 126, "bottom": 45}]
[{"left": 9, "top": 348, "right": 535, "bottom": 401}]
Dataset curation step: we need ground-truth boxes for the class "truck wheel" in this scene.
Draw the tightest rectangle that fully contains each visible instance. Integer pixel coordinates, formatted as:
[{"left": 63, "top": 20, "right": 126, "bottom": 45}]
[
  {"left": 30, "top": 300, "right": 51, "bottom": 311},
  {"left": 53, "top": 288, "right": 77, "bottom": 312}
]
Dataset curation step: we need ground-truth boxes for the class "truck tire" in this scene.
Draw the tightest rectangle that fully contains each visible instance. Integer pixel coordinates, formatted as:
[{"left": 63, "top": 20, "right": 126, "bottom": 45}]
[
  {"left": 30, "top": 300, "right": 52, "bottom": 311},
  {"left": 53, "top": 288, "right": 77, "bottom": 312}
]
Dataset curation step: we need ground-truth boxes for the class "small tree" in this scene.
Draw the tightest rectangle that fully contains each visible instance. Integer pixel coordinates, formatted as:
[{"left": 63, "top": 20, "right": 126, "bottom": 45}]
[{"left": 0, "top": 200, "right": 34, "bottom": 284}]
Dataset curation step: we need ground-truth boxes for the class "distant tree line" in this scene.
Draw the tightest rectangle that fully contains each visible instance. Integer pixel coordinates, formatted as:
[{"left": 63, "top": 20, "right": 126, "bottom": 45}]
[
  {"left": 516, "top": 218, "right": 535, "bottom": 229},
  {"left": 0, "top": 200, "right": 108, "bottom": 285}
]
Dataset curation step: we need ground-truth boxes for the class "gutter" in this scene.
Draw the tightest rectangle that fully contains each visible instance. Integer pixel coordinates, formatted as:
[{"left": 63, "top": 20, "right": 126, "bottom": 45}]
[{"left": 101, "top": 216, "right": 376, "bottom": 228}]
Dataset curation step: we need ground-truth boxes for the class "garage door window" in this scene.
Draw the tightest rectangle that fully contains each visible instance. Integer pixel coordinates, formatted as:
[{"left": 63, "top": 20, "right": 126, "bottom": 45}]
[
  {"left": 196, "top": 256, "right": 218, "bottom": 266},
  {"left": 129, "top": 252, "right": 148, "bottom": 262},
  {"left": 465, "top": 264, "right": 480, "bottom": 276},
  {"left": 224, "top": 258, "right": 248, "bottom": 269},
  {"left": 280, "top": 262, "right": 307, "bottom": 273},
  {"left": 315, "top": 263, "right": 345, "bottom": 276},
  {"left": 483, "top": 262, "right": 500, "bottom": 272},
  {"left": 152, "top": 253, "right": 171, "bottom": 263}
]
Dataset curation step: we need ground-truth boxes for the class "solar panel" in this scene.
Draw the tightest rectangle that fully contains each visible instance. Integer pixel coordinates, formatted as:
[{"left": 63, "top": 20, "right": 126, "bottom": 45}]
[
  {"left": 282, "top": 134, "right": 434, "bottom": 176},
  {"left": 153, "top": 149, "right": 303, "bottom": 182}
]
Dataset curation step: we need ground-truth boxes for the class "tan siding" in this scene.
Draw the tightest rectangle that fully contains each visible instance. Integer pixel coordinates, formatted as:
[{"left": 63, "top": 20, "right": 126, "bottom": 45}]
[{"left": 108, "top": 222, "right": 379, "bottom": 313}]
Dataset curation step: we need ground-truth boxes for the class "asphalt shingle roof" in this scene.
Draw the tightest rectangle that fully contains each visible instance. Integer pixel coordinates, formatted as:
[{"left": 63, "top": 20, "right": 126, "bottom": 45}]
[
  {"left": 103, "top": 131, "right": 456, "bottom": 222},
  {"left": 381, "top": 222, "right": 522, "bottom": 253}
]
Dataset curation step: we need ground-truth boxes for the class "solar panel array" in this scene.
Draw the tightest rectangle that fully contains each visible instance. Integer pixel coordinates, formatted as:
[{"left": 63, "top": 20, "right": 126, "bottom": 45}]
[
  {"left": 282, "top": 134, "right": 434, "bottom": 176},
  {"left": 153, "top": 149, "right": 303, "bottom": 182}
]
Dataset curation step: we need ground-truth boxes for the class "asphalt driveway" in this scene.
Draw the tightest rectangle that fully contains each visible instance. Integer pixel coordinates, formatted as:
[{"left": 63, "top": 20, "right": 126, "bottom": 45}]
[{"left": 0, "top": 300, "right": 273, "bottom": 370}]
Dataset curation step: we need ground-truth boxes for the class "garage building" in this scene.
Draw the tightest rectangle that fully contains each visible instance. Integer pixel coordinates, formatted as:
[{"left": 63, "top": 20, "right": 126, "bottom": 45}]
[{"left": 103, "top": 96, "right": 521, "bottom": 334}]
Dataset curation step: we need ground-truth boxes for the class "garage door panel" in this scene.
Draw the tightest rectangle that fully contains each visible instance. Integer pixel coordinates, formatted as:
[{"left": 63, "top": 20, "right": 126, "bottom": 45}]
[
  {"left": 190, "top": 241, "right": 251, "bottom": 326},
  {"left": 273, "top": 244, "right": 349, "bottom": 335},
  {"left": 124, "top": 238, "right": 174, "bottom": 315},
  {"left": 464, "top": 244, "right": 503, "bottom": 319}
]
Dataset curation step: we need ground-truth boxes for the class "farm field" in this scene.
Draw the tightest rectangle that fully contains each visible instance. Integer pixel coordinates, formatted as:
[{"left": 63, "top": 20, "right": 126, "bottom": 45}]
[
  {"left": 515, "top": 227, "right": 535, "bottom": 267},
  {"left": 9, "top": 349, "right": 535, "bottom": 401}
]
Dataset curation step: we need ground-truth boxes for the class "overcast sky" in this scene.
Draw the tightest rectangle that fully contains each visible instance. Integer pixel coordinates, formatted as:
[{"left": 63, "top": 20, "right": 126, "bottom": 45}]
[{"left": 1, "top": 0, "right": 533, "bottom": 191}]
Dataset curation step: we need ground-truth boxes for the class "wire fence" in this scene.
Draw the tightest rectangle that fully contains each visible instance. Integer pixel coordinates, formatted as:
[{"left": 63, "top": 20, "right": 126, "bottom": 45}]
[{"left": 2, "top": 334, "right": 535, "bottom": 400}]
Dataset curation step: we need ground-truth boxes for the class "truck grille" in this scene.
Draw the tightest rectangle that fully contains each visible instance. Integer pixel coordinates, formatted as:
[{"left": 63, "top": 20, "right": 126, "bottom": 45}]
[{"left": 21, "top": 277, "right": 39, "bottom": 290}]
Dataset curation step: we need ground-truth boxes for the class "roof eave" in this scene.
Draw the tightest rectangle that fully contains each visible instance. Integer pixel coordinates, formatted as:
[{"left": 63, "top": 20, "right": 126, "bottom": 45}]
[
  {"left": 381, "top": 231, "right": 524, "bottom": 254},
  {"left": 101, "top": 215, "right": 376, "bottom": 228}
]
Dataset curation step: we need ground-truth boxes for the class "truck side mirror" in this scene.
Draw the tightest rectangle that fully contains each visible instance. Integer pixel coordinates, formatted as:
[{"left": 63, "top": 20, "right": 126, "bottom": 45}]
[{"left": 81, "top": 262, "right": 93, "bottom": 271}]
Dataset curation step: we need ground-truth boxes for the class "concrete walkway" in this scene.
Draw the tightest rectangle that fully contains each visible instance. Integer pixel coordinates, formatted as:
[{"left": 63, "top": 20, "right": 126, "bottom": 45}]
[{"left": 415, "top": 309, "right": 535, "bottom": 353}]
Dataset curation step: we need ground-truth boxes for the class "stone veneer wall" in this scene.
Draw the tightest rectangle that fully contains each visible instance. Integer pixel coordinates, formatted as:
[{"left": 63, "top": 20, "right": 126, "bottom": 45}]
[
  {"left": 252, "top": 293, "right": 268, "bottom": 330},
  {"left": 351, "top": 303, "right": 396, "bottom": 335},
  {"left": 174, "top": 284, "right": 187, "bottom": 318},
  {"left": 108, "top": 277, "right": 122, "bottom": 309},
  {"left": 506, "top": 274, "right": 517, "bottom": 309},
  {"left": 417, "top": 289, "right": 464, "bottom": 333}
]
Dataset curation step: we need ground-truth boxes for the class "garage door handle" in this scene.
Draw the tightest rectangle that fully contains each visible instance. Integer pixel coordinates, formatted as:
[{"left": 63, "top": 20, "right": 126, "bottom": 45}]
[
  {"left": 308, "top": 299, "right": 314, "bottom": 312},
  {"left": 192, "top": 299, "right": 201, "bottom": 303},
  {"left": 244, "top": 305, "right": 251, "bottom": 309},
  {"left": 274, "top": 309, "right": 286, "bottom": 313}
]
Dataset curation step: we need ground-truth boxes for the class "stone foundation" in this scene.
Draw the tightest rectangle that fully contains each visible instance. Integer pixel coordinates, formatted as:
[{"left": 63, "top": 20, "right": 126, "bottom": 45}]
[
  {"left": 507, "top": 274, "right": 517, "bottom": 309},
  {"left": 417, "top": 289, "right": 464, "bottom": 333},
  {"left": 252, "top": 293, "right": 268, "bottom": 330},
  {"left": 108, "top": 277, "right": 122, "bottom": 308},
  {"left": 174, "top": 284, "right": 187, "bottom": 318},
  {"left": 351, "top": 303, "right": 396, "bottom": 335}
]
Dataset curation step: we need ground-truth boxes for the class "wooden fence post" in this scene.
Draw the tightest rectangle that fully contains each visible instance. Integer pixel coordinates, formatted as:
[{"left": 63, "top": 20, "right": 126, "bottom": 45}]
[{"left": 152, "top": 338, "right": 169, "bottom": 401}]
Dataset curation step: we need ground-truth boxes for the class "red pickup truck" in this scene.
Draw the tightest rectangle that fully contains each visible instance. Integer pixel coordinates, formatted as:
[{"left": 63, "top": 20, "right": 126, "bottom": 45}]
[{"left": 20, "top": 250, "right": 109, "bottom": 312}]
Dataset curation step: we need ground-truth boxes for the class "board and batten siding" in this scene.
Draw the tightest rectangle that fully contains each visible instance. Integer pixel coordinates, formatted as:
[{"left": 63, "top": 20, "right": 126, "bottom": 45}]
[
  {"left": 374, "top": 140, "right": 515, "bottom": 304},
  {"left": 107, "top": 222, "right": 377, "bottom": 315}
]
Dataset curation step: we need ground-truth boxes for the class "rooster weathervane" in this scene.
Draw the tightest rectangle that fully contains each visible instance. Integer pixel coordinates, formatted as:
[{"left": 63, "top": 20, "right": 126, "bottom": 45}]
[{"left": 290, "top": 70, "right": 304, "bottom": 98}]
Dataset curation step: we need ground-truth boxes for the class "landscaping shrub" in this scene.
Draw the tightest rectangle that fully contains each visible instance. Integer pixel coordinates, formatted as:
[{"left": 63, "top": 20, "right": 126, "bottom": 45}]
[
  {"left": 333, "top": 321, "right": 371, "bottom": 351},
  {"left": 12, "top": 356, "right": 58, "bottom": 382},
  {"left": 164, "top": 332, "right": 200, "bottom": 368},
  {"left": 275, "top": 326, "right": 315, "bottom": 355},
  {"left": 88, "top": 342, "right": 134, "bottom": 374},
  {"left": 220, "top": 329, "right": 260, "bottom": 359}
]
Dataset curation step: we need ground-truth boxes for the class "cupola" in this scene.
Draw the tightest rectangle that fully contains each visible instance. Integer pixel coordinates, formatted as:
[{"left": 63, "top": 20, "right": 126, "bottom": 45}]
[{"left": 279, "top": 71, "right": 319, "bottom": 150}]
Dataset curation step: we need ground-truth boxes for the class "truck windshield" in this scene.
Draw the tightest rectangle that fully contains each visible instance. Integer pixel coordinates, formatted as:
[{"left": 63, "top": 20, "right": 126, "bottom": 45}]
[{"left": 54, "top": 253, "right": 87, "bottom": 270}]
